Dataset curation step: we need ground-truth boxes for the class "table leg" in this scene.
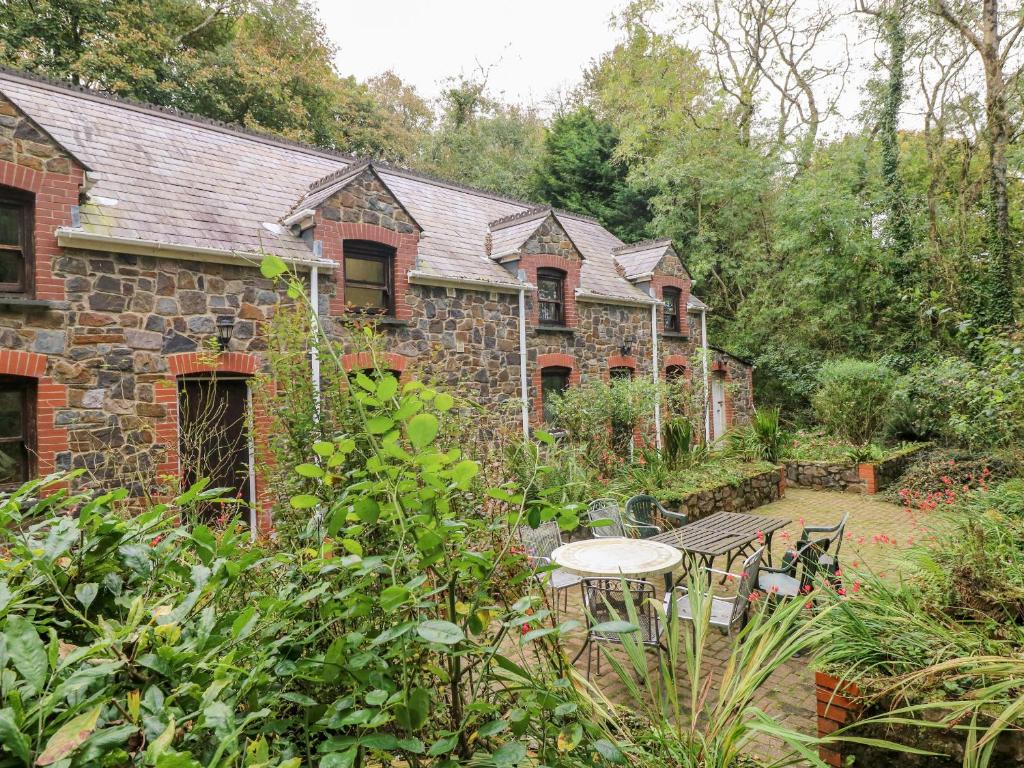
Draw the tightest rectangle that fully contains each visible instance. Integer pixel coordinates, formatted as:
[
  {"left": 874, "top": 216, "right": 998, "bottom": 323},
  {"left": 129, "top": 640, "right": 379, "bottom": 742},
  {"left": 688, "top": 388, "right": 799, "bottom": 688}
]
[{"left": 764, "top": 532, "right": 776, "bottom": 566}]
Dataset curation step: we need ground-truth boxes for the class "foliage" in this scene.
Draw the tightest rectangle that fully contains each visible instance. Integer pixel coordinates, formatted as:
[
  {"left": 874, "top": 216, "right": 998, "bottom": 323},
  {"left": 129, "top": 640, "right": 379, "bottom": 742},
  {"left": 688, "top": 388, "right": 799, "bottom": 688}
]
[
  {"left": 811, "top": 359, "right": 896, "bottom": 446},
  {"left": 726, "top": 408, "right": 785, "bottom": 464},
  {"left": 661, "top": 417, "right": 696, "bottom": 469},
  {"left": 884, "top": 449, "right": 1012, "bottom": 505},
  {"left": 889, "top": 356, "right": 980, "bottom": 443},
  {"left": 608, "top": 457, "right": 774, "bottom": 508},
  {"left": 533, "top": 107, "right": 651, "bottom": 241}
]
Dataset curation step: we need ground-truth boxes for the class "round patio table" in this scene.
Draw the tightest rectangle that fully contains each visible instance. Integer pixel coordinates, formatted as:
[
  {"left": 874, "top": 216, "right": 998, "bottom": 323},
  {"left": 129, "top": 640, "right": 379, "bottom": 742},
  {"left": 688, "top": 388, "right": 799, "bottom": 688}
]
[{"left": 551, "top": 537, "right": 682, "bottom": 592}]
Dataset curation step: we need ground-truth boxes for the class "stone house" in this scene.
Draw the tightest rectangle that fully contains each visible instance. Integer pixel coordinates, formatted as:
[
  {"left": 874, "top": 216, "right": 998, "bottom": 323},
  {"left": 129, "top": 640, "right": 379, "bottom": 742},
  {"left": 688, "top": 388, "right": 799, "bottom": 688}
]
[{"left": 0, "top": 69, "right": 754, "bottom": 525}]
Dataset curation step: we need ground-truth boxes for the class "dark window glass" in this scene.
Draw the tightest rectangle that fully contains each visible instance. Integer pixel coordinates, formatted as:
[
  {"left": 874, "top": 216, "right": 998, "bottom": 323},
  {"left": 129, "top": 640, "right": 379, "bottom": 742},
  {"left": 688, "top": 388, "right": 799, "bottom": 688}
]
[
  {"left": 665, "top": 364, "right": 687, "bottom": 382},
  {"left": 540, "top": 366, "right": 570, "bottom": 423},
  {"left": 0, "top": 377, "right": 34, "bottom": 489},
  {"left": 609, "top": 366, "right": 633, "bottom": 380},
  {"left": 663, "top": 288, "right": 681, "bottom": 332},
  {"left": 0, "top": 198, "right": 30, "bottom": 293},
  {"left": 344, "top": 240, "right": 394, "bottom": 314},
  {"left": 537, "top": 269, "right": 565, "bottom": 326}
]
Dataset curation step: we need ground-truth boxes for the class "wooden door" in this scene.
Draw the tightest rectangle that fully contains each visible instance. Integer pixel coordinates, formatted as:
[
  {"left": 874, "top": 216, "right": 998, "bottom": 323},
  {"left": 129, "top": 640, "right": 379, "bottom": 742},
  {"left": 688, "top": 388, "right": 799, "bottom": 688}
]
[
  {"left": 178, "top": 376, "right": 251, "bottom": 518},
  {"left": 711, "top": 373, "right": 726, "bottom": 440}
]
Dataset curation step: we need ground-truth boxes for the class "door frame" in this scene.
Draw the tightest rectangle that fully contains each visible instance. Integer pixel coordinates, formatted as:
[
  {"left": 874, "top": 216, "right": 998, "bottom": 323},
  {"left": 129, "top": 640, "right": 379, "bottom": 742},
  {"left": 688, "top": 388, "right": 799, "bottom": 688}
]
[{"left": 711, "top": 372, "right": 726, "bottom": 441}]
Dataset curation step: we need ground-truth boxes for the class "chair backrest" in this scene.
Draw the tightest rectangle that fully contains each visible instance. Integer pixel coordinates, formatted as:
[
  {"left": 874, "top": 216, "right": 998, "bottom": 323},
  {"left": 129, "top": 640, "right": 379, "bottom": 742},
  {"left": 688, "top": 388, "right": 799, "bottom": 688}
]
[
  {"left": 582, "top": 577, "right": 660, "bottom": 645},
  {"left": 587, "top": 498, "right": 625, "bottom": 538},
  {"left": 624, "top": 494, "right": 658, "bottom": 526},
  {"left": 794, "top": 537, "right": 832, "bottom": 590},
  {"left": 801, "top": 512, "right": 849, "bottom": 557},
  {"left": 519, "top": 520, "right": 562, "bottom": 561},
  {"left": 731, "top": 547, "right": 764, "bottom": 624}
]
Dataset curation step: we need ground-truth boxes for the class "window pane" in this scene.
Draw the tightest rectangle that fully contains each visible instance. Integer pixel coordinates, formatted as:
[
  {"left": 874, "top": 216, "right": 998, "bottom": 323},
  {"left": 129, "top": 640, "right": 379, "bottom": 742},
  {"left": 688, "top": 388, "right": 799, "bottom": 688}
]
[
  {"left": 538, "top": 277, "right": 561, "bottom": 302},
  {"left": 0, "top": 250, "right": 22, "bottom": 285},
  {"left": 346, "top": 256, "right": 386, "bottom": 284},
  {"left": 539, "top": 301, "right": 561, "bottom": 323},
  {"left": 0, "top": 441, "right": 26, "bottom": 485},
  {"left": 610, "top": 367, "right": 633, "bottom": 380},
  {"left": 0, "top": 389, "right": 23, "bottom": 438},
  {"left": 541, "top": 369, "right": 569, "bottom": 423},
  {"left": 664, "top": 293, "right": 677, "bottom": 314},
  {"left": 0, "top": 206, "right": 20, "bottom": 246},
  {"left": 346, "top": 286, "right": 388, "bottom": 310}
]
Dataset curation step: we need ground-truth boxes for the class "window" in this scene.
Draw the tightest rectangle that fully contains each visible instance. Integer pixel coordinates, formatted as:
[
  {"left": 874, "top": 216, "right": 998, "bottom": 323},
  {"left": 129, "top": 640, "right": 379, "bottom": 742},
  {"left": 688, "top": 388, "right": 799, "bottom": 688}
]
[
  {"left": 537, "top": 269, "right": 565, "bottom": 326},
  {"left": 344, "top": 240, "right": 395, "bottom": 314},
  {"left": 609, "top": 366, "right": 633, "bottom": 380},
  {"left": 0, "top": 192, "right": 31, "bottom": 293},
  {"left": 665, "top": 364, "right": 687, "bottom": 382},
  {"left": 0, "top": 377, "right": 34, "bottom": 489},
  {"left": 663, "top": 287, "right": 681, "bottom": 332},
  {"left": 540, "top": 366, "right": 570, "bottom": 423}
]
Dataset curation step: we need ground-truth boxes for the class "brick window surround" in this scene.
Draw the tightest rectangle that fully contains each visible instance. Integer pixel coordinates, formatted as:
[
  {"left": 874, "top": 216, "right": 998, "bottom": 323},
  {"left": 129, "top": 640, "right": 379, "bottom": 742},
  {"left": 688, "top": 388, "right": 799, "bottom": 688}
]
[
  {"left": 521, "top": 255, "right": 580, "bottom": 328},
  {"left": 652, "top": 275, "right": 690, "bottom": 336},
  {"left": 340, "top": 351, "right": 409, "bottom": 382},
  {"left": 533, "top": 353, "right": 580, "bottom": 424},
  {"left": 0, "top": 158, "right": 83, "bottom": 302},
  {"left": 317, "top": 220, "right": 418, "bottom": 322},
  {"left": 604, "top": 355, "right": 637, "bottom": 381},
  {"left": 155, "top": 352, "right": 274, "bottom": 530},
  {"left": 663, "top": 354, "right": 690, "bottom": 379},
  {"left": 0, "top": 349, "right": 68, "bottom": 482}
]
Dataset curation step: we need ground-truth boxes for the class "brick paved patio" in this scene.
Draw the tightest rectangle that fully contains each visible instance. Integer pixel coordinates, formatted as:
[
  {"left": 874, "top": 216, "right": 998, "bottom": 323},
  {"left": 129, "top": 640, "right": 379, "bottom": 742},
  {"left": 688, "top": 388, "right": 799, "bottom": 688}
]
[{"left": 548, "top": 488, "right": 914, "bottom": 764}]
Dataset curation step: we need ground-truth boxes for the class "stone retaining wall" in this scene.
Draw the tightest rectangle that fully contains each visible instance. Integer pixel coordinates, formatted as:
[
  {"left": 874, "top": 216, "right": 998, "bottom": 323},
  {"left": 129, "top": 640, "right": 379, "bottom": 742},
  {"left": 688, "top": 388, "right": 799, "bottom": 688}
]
[
  {"left": 785, "top": 444, "right": 929, "bottom": 495},
  {"left": 661, "top": 466, "right": 785, "bottom": 521}
]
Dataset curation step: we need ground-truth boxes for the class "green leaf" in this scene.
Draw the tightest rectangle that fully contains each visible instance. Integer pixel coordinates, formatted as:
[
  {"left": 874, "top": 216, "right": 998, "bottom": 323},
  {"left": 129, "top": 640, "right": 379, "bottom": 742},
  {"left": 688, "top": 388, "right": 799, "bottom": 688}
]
[
  {"left": 289, "top": 494, "right": 320, "bottom": 510},
  {"left": 366, "top": 416, "right": 395, "bottom": 435},
  {"left": 340, "top": 539, "right": 363, "bottom": 556},
  {"left": 155, "top": 752, "right": 203, "bottom": 768},
  {"left": 0, "top": 708, "right": 30, "bottom": 763},
  {"left": 450, "top": 460, "right": 479, "bottom": 486},
  {"left": 477, "top": 719, "right": 508, "bottom": 738},
  {"left": 434, "top": 392, "right": 454, "bottom": 411},
  {"left": 36, "top": 705, "right": 102, "bottom": 765},
  {"left": 428, "top": 734, "right": 458, "bottom": 756},
  {"left": 416, "top": 620, "right": 464, "bottom": 645},
  {"left": 365, "top": 689, "right": 389, "bottom": 706},
  {"left": 395, "top": 687, "right": 430, "bottom": 731},
  {"left": 593, "top": 738, "right": 625, "bottom": 763},
  {"left": 295, "top": 463, "right": 325, "bottom": 479},
  {"left": 145, "top": 718, "right": 175, "bottom": 763},
  {"left": 4, "top": 615, "right": 48, "bottom": 693},
  {"left": 492, "top": 742, "right": 527, "bottom": 767},
  {"left": 380, "top": 585, "right": 410, "bottom": 612},
  {"left": 375, "top": 376, "right": 398, "bottom": 400},
  {"left": 590, "top": 621, "right": 639, "bottom": 634},
  {"left": 407, "top": 413, "right": 439, "bottom": 449},
  {"left": 313, "top": 441, "right": 335, "bottom": 458},
  {"left": 260, "top": 253, "right": 287, "bottom": 278},
  {"left": 353, "top": 498, "right": 379, "bottom": 524},
  {"left": 320, "top": 748, "right": 357, "bottom": 768},
  {"left": 533, "top": 429, "right": 554, "bottom": 446},
  {"left": 74, "top": 582, "right": 99, "bottom": 611}
]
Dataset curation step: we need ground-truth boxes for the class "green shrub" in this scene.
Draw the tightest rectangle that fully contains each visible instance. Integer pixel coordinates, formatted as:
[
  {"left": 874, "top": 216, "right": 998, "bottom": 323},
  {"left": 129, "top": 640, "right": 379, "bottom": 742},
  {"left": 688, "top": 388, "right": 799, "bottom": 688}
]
[
  {"left": 889, "top": 356, "right": 976, "bottom": 443},
  {"left": 662, "top": 417, "right": 695, "bottom": 468},
  {"left": 811, "top": 358, "right": 895, "bottom": 446}
]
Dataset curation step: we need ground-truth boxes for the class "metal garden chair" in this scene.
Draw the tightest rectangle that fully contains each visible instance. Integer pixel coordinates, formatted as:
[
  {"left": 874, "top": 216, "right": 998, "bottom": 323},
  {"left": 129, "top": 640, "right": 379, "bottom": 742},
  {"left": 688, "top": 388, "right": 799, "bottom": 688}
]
[
  {"left": 798, "top": 511, "right": 849, "bottom": 573},
  {"left": 580, "top": 577, "right": 666, "bottom": 679},
  {"left": 664, "top": 547, "right": 764, "bottom": 638},
  {"left": 757, "top": 537, "right": 832, "bottom": 600},
  {"left": 586, "top": 498, "right": 627, "bottom": 538},
  {"left": 519, "top": 520, "right": 582, "bottom": 613},
  {"left": 624, "top": 494, "right": 689, "bottom": 538}
]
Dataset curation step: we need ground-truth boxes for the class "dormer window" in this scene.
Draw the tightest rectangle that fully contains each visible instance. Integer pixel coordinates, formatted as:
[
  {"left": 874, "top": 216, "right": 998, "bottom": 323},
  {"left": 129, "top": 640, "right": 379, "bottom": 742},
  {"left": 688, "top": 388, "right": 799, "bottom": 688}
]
[
  {"left": 663, "top": 287, "right": 681, "bottom": 332},
  {"left": 537, "top": 268, "right": 565, "bottom": 326},
  {"left": 0, "top": 192, "right": 31, "bottom": 294},
  {"left": 344, "top": 240, "right": 395, "bottom": 314}
]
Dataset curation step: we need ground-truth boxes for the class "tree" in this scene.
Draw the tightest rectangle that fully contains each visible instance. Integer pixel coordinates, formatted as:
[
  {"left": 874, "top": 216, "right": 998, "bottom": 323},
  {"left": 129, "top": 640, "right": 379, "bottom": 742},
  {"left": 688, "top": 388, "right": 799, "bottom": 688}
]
[
  {"left": 930, "top": 0, "right": 1022, "bottom": 326},
  {"left": 533, "top": 107, "right": 651, "bottom": 242}
]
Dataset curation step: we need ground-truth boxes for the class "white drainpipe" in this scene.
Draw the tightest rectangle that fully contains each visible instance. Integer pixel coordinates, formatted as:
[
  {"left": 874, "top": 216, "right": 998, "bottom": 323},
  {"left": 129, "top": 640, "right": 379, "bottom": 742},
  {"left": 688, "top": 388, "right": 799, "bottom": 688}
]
[
  {"left": 309, "top": 264, "right": 322, "bottom": 422},
  {"left": 517, "top": 271, "right": 530, "bottom": 439},
  {"left": 650, "top": 300, "right": 662, "bottom": 449},
  {"left": 702, "top": 308, "right": 711, "bottom": 444}
]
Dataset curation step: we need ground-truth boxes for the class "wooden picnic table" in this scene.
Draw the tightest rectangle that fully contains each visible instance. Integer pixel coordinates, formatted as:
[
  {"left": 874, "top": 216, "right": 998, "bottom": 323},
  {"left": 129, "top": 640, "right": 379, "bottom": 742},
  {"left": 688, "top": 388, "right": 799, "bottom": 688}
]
[{"left": 650, "top": 511, "right": 790, "bottom": 583}]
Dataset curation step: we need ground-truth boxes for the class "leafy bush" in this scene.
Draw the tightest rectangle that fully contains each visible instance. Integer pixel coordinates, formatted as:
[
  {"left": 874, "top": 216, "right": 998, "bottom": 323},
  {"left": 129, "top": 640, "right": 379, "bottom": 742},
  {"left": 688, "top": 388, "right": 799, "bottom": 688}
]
[
  {"left": 662, "top": 417, "right": 695, "bottom": 469},
  {"left": 811, "top": 358, "right": 895, "bottom": 446},
  {"left": 885, "top": 448, "right": 1014, "bottom": 506},
  {"left": 0, "top": 364, "right": 622, "bottom": 767},
  {"left": 888, "top": 356, "right": 977, "bottom": 443}
]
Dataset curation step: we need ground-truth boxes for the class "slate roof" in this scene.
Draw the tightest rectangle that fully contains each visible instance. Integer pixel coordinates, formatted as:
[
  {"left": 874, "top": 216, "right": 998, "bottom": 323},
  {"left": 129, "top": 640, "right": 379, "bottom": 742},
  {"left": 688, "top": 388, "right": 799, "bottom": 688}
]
[
  {"left": 0, "top": 69, "right": 673, "bottom": 304},
  {"left": 613, "top": 238, "right": 674, "bottom": 280}
]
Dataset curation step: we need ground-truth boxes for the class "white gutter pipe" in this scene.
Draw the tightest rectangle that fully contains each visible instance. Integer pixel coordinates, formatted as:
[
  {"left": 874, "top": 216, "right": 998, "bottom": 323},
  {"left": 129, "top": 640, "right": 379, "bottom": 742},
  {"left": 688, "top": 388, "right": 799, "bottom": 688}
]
[
  {"left": 517, "top": 271, "right": 530, "bottom": 439},
  {"left": 702, "top": 309, "right": 711, "bottom": 444},
  {"left": 651, "top": 300, "right": 662, "bottom": 449},
  {"left": 309, "top": 264, "right": 322, "bottom": 422}
]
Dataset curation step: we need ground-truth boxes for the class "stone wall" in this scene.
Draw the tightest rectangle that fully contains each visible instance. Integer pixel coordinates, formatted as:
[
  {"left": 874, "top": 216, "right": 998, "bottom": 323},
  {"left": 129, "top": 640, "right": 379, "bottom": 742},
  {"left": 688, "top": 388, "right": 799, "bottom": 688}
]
[
  {"left": 656, "top": 466, "right": 785, "bottom": 521},
  {"left": 785, "top": 461, "right": 864, "bottom": 493}
]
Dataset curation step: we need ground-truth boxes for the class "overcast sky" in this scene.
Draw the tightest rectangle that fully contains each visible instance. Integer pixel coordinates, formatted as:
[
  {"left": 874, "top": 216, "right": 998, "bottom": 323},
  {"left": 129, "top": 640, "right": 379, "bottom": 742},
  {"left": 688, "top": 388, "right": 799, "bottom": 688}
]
[{"left": 317, "top": 0, "right": 627, "bottom": 108}]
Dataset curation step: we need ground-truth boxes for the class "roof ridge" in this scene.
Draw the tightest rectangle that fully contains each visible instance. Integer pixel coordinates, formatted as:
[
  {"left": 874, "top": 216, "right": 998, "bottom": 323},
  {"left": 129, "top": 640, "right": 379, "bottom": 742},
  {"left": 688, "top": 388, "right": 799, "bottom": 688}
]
[
  {"left": 0, "top": 66, "right": 362, "bottom": 165},
  {"left": 612, "top": 237, "right": 673, "bottom": 255},
  {"left": 488, "top": 206, "right": 551, "bottom": 230},
  {"left": 307, "top": 160, "right": 367, "bottom": 193}
]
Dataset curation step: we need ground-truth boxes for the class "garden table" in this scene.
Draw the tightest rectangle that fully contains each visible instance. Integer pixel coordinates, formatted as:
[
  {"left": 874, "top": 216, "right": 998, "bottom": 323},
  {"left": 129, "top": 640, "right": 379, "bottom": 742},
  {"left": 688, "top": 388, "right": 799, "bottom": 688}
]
[
  {"left": 650, "top": 512, "right": 790, "bottom": 583},
  {"left": 551, "top": 537, "right": 682, "bottom": 592}
]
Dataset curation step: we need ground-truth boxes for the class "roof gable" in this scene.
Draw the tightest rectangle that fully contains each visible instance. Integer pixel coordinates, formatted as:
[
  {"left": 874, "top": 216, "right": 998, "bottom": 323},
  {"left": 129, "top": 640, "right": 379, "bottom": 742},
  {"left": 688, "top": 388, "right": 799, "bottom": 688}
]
[
  {"left": 486, "top": 207, "right": 584, "bottom": 263},
  {"left": 613, "top": 238, "right": 691, "bottom": 280},
  {"left": 0, "top": 88, "right": 90, "bottom": 173},
  {"left": 291, "top": 161, "right": 423, "bottom": 232}
]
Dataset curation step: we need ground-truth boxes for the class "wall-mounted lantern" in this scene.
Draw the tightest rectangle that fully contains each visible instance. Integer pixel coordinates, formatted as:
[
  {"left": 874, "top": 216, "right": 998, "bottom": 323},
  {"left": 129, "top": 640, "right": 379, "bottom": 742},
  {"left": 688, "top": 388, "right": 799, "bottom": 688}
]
[
  {"left": 620, "top": 335, "right": 637, "bottom": 357},
  {"left": 215, "top": 315, "right": 236, "bottom": 351}
]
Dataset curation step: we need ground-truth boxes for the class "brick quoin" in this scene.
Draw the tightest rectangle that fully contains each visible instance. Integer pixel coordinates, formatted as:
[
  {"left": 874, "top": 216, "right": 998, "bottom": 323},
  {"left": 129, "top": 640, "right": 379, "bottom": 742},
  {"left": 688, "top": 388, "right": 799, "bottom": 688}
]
[
  {"left": 533, "top": 353, "right": 579, "bottom": 424},
  {"left": 0, "top": 157, "right": 83, "bottom": 302},
  {"left": 521, "top": 254, "right": 581, "bottom": 328},
  {"left": 651, "top": 275, "right": 690, "bottom": 336},
  {"left": 857, "top": 462, "right": 878, "bottom": 494},
  {"left": 155, "top": 352, "right": 274, "bottom": 531},
  {"left": 815, "top": 672, "right": 863, "bottom": 767},
  {"left": 317, "top": 218, "right": 418, "bottom": 321},
  {"left": 0, "top": 350, "right": 68, "bottom": 482}
]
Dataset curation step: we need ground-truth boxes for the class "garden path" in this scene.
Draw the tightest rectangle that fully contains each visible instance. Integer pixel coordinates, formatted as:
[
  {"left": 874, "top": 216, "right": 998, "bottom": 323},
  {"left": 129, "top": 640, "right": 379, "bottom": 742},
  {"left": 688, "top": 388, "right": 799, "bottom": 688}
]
[{"left": 545, "top": 488, "right": 914, "bottom": 764}]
